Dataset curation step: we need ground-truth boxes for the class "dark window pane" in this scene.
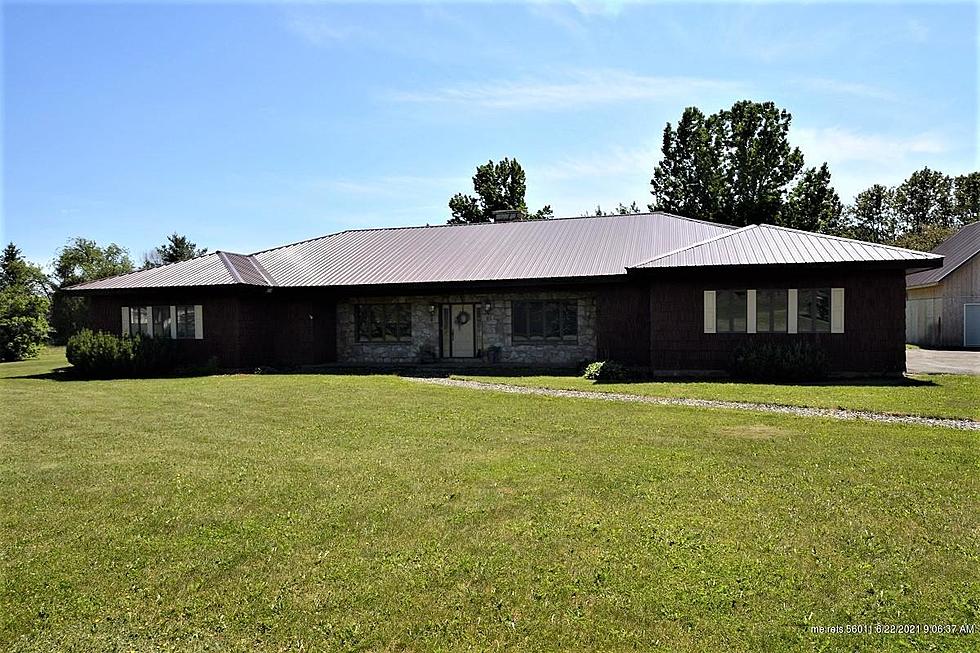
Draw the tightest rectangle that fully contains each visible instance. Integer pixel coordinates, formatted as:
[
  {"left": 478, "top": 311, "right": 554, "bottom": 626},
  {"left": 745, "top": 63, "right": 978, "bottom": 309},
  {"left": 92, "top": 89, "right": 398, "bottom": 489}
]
[
  {"left": 544, "top": 303, "right": 561, "bottom": 338},
  {"left": 562, "top": 301, "right": 578, "bottom": 337},
  {"left": 512, "top": 302, "right": 528, "bottom": 339},
  {"left": 176, "top": 305, "right": 195, "bottom": 338},
  {"left": 716, "top": 290, "right": 746, "bottom": 333},
  {"left": 152, "top": 306, "right": 171, "bottom": 338},
  {"left": 731, "top": 291, "right": 747, "bottom": 332},
  {"left": 528, "top": 302, "right": 544, "bottom": 337}
]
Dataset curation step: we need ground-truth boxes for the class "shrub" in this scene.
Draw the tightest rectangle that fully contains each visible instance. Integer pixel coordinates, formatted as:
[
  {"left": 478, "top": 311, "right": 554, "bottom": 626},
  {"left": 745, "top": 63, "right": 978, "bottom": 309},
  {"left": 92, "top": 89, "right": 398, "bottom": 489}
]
[
  {"left": 728, "top": 340, "right": 829, "bottom": 382},
  {"left": 0, "top": 287, "right": 49, "bottom": 361},
  {"left": 583, "top": 360, "right": 630, "bottom": 382},
  {"left": 66, "top": 329, "right": 178, "bottom": 378}
]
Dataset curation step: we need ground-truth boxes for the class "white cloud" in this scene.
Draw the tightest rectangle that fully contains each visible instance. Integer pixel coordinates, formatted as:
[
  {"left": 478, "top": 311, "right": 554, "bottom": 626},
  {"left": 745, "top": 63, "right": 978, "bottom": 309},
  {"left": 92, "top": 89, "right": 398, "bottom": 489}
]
[
  {"left": 794, "top": 127, "right": 948, "bottom": 166},
  {"left": 797, "top": 78, "right": 896, "bottom": 101},
  {"left": 388, "top": 69, "right": 745, "bottom": 110},
  {"left": 537, "top": 144, "right": 660, "bottom": 181}
]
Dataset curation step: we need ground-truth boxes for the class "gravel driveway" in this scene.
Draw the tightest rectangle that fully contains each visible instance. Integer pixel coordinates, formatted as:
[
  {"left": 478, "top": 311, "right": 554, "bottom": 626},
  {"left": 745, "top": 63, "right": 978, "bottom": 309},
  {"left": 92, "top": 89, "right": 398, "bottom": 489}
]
[
  {"left": 409, "top": 377, "right": 980, "bottom": 431},
  {"left": 907, "top": 348, "right": 980, "bottom": 375}
]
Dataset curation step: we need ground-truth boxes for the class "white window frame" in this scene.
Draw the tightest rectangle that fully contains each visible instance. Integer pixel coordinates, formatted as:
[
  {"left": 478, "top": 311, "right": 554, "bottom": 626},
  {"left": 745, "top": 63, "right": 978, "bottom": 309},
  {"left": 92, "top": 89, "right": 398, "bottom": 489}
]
[{"left": 703, "top": 291, "right": 716, "bottom": 334}]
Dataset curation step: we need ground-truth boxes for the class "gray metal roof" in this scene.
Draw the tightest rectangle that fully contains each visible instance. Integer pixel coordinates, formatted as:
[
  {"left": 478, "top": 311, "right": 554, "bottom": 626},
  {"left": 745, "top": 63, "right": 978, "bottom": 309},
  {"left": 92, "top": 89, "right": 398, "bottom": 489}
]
[
  {"left": 68, "top": 213, "right": 943, "bottom": 292},
  {"left": 69, "top": 212, "right": 733, "bottom": 290},
  {"left": 69, "top": 251, "right": 255, "bottom": 290},
  {"left": 633, "top": 224, "right": 943, "bottom": 269},
  {"left": 906, "top": 221, "right": 980, "bottom": 288},
  {"left": 251, "top": 212, "right": 731, "bottom": 287}
]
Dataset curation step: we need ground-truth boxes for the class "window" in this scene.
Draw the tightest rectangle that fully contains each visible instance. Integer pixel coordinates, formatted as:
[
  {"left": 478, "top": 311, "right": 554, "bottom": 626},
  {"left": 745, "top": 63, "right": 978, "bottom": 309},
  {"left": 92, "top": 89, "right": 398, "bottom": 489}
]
[
  {"left": 798, "top": 288, "right": 831, "bottom": 333},
  {"left": 152, "top": 306, "right": 172, "bottom": 338},
  {"left": 128, "top": 307, "right": 150, "bottom": 337},
  {"left": 512, "top": 300, "right": 578, "bottom": 341},
  {"left": 716, "top": 290, "right": 747, "bottom": 333},
  {"left": 355, "top": 304, "right": 412, "bottom": 342},
  {"left": 756, "top": 289, "right": 788, "bottom": 333},
  {"left": 176, "top": 305, "right": 197, "bottom": 339}
]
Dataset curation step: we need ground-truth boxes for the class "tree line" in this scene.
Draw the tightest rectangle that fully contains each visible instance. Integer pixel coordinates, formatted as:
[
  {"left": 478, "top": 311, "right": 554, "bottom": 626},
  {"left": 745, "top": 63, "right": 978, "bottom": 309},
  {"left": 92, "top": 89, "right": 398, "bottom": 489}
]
[
  {"left": 0, "top": 233, "right": 206, "bottom": 361},
  {"left": 447, "top": 100, "right": 978, "bottom": 254}
]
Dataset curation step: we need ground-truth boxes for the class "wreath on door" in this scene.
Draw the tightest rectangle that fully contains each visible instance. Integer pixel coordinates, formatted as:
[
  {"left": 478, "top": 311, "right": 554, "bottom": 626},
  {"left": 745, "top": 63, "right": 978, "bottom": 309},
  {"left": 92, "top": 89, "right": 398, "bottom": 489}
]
[{"left": 455, "top": 310, "right": 471, "bottom": 326}]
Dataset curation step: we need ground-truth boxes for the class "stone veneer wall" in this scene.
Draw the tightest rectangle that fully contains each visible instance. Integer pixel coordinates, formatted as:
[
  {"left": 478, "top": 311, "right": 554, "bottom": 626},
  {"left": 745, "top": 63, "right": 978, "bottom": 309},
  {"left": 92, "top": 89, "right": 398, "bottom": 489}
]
[{"left": 336, "top": 290, "right": 597, "bottom": 366}]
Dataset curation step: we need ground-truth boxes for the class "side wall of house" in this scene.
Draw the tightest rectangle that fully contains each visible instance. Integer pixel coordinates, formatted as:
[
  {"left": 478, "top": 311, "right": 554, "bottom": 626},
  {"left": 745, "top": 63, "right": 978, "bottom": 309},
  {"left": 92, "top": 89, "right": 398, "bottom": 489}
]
[
  {"left": 84, "top": 289, "right": 338, "bottom": 368},
  {"left": 648, "top": 267, "right": 907, "bottom": 374},
  {"left": 938, "top": 255, "right": 980, "bottom": 347},
  {"left": 906, "top": 285, "right": 942, "bottom": 347}
]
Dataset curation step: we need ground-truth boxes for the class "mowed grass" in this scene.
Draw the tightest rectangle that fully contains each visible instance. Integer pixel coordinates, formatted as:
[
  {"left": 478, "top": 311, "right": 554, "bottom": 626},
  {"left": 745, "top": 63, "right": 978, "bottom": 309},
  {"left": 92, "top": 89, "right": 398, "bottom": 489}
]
[
  {"left": 1, "top": 350, "right": 978, "bottom": 651},
  {"left": 457, "top": 373, "right": 980, "bottom": 421}
]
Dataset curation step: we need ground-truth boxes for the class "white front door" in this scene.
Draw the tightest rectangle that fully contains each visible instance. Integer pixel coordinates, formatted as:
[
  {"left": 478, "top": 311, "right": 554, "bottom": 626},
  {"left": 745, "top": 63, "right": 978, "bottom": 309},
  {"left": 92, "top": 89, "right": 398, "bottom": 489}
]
[{"left": 444, "top": 303, "right": 476, "bottom": 358}]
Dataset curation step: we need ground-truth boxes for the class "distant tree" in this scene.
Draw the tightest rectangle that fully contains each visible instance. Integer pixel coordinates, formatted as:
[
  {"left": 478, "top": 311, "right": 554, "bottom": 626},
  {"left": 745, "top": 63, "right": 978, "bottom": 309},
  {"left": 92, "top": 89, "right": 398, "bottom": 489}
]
[
  {"left": 891, "top": 223, "right": 957, "bottom": 253},
  {"left": 892, "top": 167, "right": 954, "bottom": 233},
  {"left": 650, "top": 101, "right": 804, "bottom": 227},
  {"left": 448, "top": 158, "right": 553, "bottom": 224},
  {"left": 846, "top": 184, "right": 898, "bottom": 244},
  {"left": 781, "top": 163, "right": 844, "bottom": 233},
  {"left": 142, "top": 233, "right": 207, "bottom": 269},
  {"left": 953, "top": 172, "right": 980, "bottom": 224},
  {"left": 0, "top": 243, "right": 50, "bottom": 360},
  {"left": 593, "top": 201, "right": 643, "bottom": 216},
  {"left": 50, "top": 238, "right": 134, "bottom": 342}
]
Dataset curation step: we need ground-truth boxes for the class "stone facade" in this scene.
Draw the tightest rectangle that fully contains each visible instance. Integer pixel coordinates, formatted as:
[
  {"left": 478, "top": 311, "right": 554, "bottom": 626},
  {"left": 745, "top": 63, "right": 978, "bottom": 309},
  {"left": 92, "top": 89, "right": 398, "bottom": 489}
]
[{"left": 337, "top": 290, "right": 597, "bottom": 366}]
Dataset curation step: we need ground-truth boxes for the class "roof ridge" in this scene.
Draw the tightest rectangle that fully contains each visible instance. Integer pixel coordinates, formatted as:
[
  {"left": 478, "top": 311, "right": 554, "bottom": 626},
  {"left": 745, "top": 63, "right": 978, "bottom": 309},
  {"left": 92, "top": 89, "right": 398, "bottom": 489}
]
[
  {"left": 215, "top": 251, "right": 244, "bottom": 284},
  {"left": 248, "top": 211, "right": 710, "bottom": 256},
  {"left": 632, "top": 225, "right": 757, "bottom": 268}
]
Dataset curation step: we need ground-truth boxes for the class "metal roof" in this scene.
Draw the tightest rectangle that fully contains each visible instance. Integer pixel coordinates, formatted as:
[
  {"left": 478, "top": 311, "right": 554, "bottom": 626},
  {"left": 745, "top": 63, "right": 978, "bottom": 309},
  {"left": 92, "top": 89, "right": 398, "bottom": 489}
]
[
  {"left": 68, "top": 212, "right": 733, "bottom": 290},
  {"left": 906, "top": 222, "right": 980, "bottom": 288},
  {"left": 251, "top": 212, "right": 731, "bottom": 287},
  {"left": 633, "top": 224, "right": 944, "bottom": 269},
  {"left": 68, "top": 251, "right": 258, "bottom": 290},
  {"left": 67, "top": 213, "right": 943, "bottom": 292}
]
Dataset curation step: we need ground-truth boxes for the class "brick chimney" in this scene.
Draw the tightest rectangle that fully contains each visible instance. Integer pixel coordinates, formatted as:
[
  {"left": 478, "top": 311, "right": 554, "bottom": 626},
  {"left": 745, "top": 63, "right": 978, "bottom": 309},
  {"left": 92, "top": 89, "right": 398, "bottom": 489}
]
[{"left": 491, "top": 209, "right": 522, "bottom": 223}]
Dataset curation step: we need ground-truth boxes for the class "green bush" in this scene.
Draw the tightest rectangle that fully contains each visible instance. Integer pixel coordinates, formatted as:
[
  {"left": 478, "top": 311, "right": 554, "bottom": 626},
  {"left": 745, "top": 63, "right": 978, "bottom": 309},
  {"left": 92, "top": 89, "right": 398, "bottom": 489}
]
[
  {"left": 0, "top": 287, "right": 49, "bottom": 361},
  {"left": 66, "top": 329, "right": 178, "bottom": 378},
  {"left": 728, "top": 340, "right": 829, "bottom": 381},
  {"left": 583, "top": 360, "right": 630, "bottom": 382}
]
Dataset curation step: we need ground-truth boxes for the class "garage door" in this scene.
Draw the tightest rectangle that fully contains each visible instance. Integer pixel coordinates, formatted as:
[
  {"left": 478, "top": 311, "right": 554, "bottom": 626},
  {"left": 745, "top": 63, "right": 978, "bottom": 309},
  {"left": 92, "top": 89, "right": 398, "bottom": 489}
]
[{"left": 966, "top": 304, "right": 980, "bottom": 347}]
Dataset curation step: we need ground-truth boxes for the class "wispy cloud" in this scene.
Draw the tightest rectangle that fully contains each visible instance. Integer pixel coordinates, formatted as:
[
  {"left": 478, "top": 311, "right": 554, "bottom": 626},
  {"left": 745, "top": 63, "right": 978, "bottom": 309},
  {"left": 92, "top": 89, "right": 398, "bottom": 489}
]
[
  {"left": 797, "top": 78, "right": 896, "bottom": 102},
  {"left": 284, "top": 13, "right": 373, "bottom": 46},
  {"left": 537, "top": 144, "right": 660, "bottom": 182},
  {"left": 794, "top": 127, "right": 948, "bottom": 166},
  {"left": 308, "top": 174, "right": 466, "bottom": 197},
  {"left": 388, "top": 69, "right": 745, "bottom": 110}
]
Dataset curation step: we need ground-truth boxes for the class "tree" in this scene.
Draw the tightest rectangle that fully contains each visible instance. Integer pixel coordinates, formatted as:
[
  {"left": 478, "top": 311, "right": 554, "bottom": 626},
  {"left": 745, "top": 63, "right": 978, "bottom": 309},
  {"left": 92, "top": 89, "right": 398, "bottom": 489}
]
[
  {"left": 892, "top": 167, "right": 954, "bottom": 233},
  {"left": 847, "top": 184, "right": 898, "bottom": 244},
  {"left": 649, "top": 101, "right": 804, "bottom": 227},
  {"left": 649, "top": 107, "right": 726, "bottom": 222},
  {"left": 50, "top": 238, "right": 134, "bottom": 342},
  {"left": 781, "top": 163, "right": 844, "bottom": 233},
  {"left": 448, "top": 158, "right": 553, "bottom": 224},
  {"left": 593, "top": 201, "right": 643, "bottom": 216},
  {"left": 142, "top": 233, "right": 208, "bottom": 269},
  {"left": 0, "top": 243, "right": 50, "bottom": 360},
  {"left": 891, "top": 223, "right": 957, "bottom": 253},
  {"left": 953, "top": 172, "right": 980, "bottom": 224}
]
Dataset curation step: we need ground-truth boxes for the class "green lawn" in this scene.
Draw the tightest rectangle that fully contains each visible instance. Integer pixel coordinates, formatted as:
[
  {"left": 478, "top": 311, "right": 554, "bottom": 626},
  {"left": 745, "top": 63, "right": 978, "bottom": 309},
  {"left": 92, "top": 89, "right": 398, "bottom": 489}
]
[
  {"left": 2, "top": 349, "right": 978, "bottom": 651},
  {"left": 457, "top": 373, "right": 980, "bottom": 421}
]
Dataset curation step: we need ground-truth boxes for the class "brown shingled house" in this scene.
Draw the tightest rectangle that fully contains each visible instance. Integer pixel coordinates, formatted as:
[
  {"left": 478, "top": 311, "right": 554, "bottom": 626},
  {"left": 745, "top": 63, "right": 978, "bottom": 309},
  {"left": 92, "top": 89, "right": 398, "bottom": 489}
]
[{"left": 66, "top": 212, "right": 942, "bottom": 375}]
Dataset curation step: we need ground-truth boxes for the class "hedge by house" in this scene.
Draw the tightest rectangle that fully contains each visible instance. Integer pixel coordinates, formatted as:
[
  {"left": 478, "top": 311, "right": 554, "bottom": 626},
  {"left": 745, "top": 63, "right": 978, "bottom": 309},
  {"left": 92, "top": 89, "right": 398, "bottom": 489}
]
[{"left": 66, "top": 330, "right": 179, "bottom": 378}]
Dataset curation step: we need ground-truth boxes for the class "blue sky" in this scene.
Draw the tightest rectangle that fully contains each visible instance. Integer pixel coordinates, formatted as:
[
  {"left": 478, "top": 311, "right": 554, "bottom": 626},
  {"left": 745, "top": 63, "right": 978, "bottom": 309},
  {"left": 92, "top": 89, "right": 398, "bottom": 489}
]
[{"left": 2, "top": 1, "right": 977, "bottom": 265}]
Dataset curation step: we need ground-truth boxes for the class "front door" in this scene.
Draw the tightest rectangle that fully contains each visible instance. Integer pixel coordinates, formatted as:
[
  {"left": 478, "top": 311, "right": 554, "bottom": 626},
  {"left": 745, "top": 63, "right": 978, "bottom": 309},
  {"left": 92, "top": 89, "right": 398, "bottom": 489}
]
[
  {"left": 442, "top": 303, "right": 476, "bottom": 358},
  {"left": 965, "top": 304, "right": 980, "bottom": 347}
]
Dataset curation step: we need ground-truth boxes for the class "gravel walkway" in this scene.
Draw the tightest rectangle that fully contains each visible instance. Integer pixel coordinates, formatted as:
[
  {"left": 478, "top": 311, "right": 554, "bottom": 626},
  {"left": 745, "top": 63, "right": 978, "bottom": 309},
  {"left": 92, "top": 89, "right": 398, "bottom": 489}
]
[{"left": 409, "top": 377, "right": 980, "bottom": 431}]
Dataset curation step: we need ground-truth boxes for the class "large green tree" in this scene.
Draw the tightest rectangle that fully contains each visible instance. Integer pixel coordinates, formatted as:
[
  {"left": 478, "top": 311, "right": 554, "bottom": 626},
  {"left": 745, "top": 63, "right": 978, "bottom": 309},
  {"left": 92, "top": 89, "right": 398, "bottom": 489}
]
[
  {"left": 781, "top": 163, "right": 844, "bottom": 233},
  {"left": 892, "top": 167, "right": 954, "bottom": 233},
  {"left": 846, "top": 184, "right": 898, "bottom": 244},
  {"left": 650, "top": 101, "right": 805, "bottom": 227},
  {"left": 953, "top": 172, "right": 980, "bottom": 224},
  {"left": 0, "top": 243, "right": 50, "bottom": 361},
  {"left": 142, "top": 233, "right": 208, "bottom": 269},
  {"left": 50, "top": 238, "right": 134, "bottom": 342},
  {"left": 448, "top": 158, "right": 553, "bottom": 224}
]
